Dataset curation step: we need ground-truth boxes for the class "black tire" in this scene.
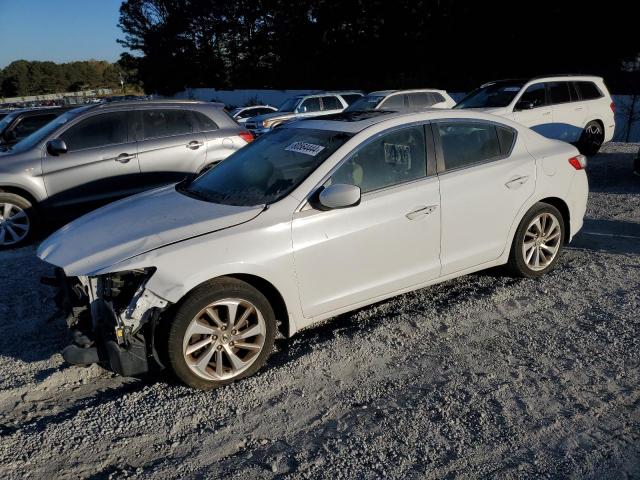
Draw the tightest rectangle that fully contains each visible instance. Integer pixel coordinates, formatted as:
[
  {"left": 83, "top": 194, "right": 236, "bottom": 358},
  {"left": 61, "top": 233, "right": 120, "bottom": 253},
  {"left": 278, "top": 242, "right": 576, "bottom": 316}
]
[
  {"left": 577, "top": 120, "right": 604, "bottom": 156},
  {"left": 506, "top": 202, "right": 565, "bottom": 278},
  {"left": 167, "top": 277, "right": 276, "bottom": 390},
  {"left": 0, "top": 192, "right": 37, "bottom": 249}
]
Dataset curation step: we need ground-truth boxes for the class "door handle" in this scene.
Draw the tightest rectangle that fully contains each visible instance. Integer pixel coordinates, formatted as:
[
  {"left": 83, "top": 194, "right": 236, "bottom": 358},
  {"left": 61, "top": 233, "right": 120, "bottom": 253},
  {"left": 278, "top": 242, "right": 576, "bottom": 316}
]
[
  {"left": 114, "top": 153, "right": 136, "bottom": 164},
  {"left": 505, "top": 175, "right": 529, "bottom": 189},
  {"left": 187, "top": 140, "right": 204, "bottom": 150},
  {"left": 405, "top": 205, "right": 438, "bottom": 220},
  {"left": 542, "top": 111, "right": 551, "bottom": 116}
]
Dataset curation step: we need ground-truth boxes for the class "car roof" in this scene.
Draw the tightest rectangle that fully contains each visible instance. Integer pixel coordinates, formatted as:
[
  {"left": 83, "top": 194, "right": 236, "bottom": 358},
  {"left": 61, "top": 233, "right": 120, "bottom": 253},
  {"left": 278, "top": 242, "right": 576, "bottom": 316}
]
[
  {"left": 368, "top": 89, "right": 447, "bottom": 96},
  {"left": 285, "top": 108, "right": 520, "bottom": 134},
  {"left": 89, "top": 99, "right": 224, "bottom": 110},
  {"left": 481, "top": 75, "right": 604, "bottom": 88}
]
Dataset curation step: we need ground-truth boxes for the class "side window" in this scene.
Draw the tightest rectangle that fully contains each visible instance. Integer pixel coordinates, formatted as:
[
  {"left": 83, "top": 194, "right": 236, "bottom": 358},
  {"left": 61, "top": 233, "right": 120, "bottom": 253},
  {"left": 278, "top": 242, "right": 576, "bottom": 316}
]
[
  {"left": 496, "top": 126, "right": 516, "bottom": 154},
  {"left": 236, "top": 109, "right": 254, "bottom": 119},
  {"left": 430, "top": 92, "right": 446, "bottom": 104},
  {"left": 379, "top": 94, "right": 405, "bottom": 111},
  {"left": 576, "top": 81, "right": 603, "bottom": 100},
  {"left": 407, "top": 93, "right": 433, "bottom": 110},
  {"left": 437, "top": 122, "right": 502, "bottom": 171},
  {"left": 341, "top": 94, "right": 362, "bottom": 105},
  {"left": 192, "top": 111, "right": 218, "bottom": 131},
  {"left": 299, "top": 98, "right": 321, "bottom": 113},
  {"left": 321, "top": 96, "right": 342, "bottom": 111},
  {"left": 547, "top": 82, "right": 571, "bottom": 105},
  {"left": 142, "top": 109, "right": 195, "bottom": 139},
  {"left": 517, "top": 83, "right": 547, "bottom": 109},
  {"left": 13, "top": 114, "right": 57, "bottom": 139},
  {"left": 60, "top": 112, "right": 128, "bottom": 152},
  {"left": 256, "top": 108, "right": 274, "bottom": 115},
  {"left": 329, "top": 126, "right": 427, "bottom": 193}
]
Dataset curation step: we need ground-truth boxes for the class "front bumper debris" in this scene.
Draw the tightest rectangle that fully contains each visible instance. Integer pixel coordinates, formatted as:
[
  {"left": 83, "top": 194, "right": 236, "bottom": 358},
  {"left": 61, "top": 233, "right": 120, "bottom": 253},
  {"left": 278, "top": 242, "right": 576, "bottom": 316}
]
[{"left": 43, "top": 268, "right": 170, "bottom": 377}]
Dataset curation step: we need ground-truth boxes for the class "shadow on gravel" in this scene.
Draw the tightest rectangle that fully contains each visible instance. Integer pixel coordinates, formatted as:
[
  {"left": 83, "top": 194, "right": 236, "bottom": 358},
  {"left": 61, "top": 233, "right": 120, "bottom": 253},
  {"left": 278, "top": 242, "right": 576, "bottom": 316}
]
[
  {"left": 260, "top": 273, "right": 522, "bottom": 376},
  {"left": 570, "top": 218, "right": 640, "bottom": 255},
  {"left": 587, "top": 150, "right": 640, "bottom": 195}
]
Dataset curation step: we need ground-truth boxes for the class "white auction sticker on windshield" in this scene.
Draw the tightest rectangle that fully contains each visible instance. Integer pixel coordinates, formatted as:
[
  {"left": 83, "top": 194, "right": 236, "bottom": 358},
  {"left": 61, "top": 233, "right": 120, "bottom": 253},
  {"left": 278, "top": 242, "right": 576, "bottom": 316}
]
[{"left": 285, "top": 142, "right": 325, "bottom": 156}]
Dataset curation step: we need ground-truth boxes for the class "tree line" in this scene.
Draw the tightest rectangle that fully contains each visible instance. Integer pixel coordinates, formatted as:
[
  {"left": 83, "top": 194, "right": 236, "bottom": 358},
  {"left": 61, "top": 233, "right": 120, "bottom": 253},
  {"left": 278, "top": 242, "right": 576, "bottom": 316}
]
[
  {"left": 118, "top": 0, "right": 640, "bottom": 95},
  {"left": 0, "top": 60, "right": 127, "bottom": 98}
]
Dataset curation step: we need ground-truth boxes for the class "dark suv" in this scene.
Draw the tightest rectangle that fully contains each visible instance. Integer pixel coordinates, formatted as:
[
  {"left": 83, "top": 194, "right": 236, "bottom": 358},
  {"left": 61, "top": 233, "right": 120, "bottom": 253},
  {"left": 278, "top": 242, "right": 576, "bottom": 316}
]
[
  {"left": 0, "top": 107, "right": 74, "bottom": 148},
  {"left": 0, "top": 100, "right": 252, "bottom": 247}
]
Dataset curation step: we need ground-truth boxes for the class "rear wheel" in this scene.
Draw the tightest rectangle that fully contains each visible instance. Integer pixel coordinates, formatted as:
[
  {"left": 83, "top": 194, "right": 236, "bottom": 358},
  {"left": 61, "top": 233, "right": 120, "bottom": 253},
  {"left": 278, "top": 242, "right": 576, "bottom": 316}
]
[
  {"left": 578, "top": 120, "right": 604, "bottom": 156},
  {"left": 506, "top": 203, "right": 565, "bottom": 278},
  {"left": 0, "top": 193, "right": 36, "bottom": 248},
  {"left": 167, "top": 277, "right": 276, "bottom": 390}
]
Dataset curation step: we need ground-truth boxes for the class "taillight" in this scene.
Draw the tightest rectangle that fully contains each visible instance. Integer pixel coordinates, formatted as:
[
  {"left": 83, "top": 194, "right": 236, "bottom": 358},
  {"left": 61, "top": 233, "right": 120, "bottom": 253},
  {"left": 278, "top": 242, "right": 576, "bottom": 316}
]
[
  {"left": 239, "top": 131, "right": 254, "bottom": 143},
  {"left": 569, "top": 154, "right": 587, "bottom": 170},
  {"left": 610, "top": 101, "right": 616, "bottom": 113}
]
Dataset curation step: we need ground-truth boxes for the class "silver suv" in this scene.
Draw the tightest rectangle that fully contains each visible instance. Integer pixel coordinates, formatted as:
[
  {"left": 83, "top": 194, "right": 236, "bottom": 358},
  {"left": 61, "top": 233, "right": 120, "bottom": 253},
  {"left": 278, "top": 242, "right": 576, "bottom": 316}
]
[
  {"left": 0, "top": 100, "right": 252, "bottom": 247},
  {"left": 244, "top": 91, "right": 363, "bottom": 135}
]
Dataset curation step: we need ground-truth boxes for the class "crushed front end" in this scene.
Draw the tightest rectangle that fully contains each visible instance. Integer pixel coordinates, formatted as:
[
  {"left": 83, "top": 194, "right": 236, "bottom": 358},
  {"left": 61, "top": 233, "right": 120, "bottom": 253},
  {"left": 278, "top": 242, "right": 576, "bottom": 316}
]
[{"left": 45, "top": 267, "right": 170, "bottom": 376}]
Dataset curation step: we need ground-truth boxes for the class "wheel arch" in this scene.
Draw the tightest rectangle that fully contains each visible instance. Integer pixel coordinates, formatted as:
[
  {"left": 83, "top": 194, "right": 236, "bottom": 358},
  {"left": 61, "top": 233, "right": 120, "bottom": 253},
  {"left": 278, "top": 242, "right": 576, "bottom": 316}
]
[
  {"left": 0, "top": 185, "right": 40, "bottom": 209},
  {"left": 225, "top": 273, "right": 291, "bottom": 338},
  {"left": 168, "top": 273, "right": 294, "bottom": 338},
  {"left": 538, "top": 196, "right": 571, "bottom": 243}
]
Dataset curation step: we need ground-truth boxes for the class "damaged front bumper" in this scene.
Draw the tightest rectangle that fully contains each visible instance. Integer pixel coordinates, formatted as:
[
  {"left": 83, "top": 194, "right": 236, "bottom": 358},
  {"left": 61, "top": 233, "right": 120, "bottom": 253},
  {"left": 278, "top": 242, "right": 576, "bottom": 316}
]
[{"left": 45, "top": 267, "right": 171, "bottom": 376}]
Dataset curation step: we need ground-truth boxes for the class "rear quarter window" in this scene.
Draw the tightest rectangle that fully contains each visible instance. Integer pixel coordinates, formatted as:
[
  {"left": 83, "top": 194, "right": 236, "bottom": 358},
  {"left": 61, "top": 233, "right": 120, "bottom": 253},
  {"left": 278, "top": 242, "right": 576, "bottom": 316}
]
[
  {"left": 576, "top": 81, "right": 603, "bottom": 100},
  {"left": 192, "top": 111, "right": 219, "bottom": 131}
]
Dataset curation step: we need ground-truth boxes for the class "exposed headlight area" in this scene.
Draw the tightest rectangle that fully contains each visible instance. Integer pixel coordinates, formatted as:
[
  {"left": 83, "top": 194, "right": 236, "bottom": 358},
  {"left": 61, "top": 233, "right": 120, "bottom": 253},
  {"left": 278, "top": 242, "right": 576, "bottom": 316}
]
[{"left": 100, "top": 268, "right": 157, "bottom": 317}]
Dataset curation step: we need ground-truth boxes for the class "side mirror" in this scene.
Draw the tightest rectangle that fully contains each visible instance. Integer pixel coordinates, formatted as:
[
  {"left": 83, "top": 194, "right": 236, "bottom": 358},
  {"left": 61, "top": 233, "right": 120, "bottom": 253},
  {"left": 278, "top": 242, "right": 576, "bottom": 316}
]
[
  {"left": 47, "top": 138, "right": 68, "bottom": 156},
  {"left": 314, "top": 184, "right": 361, "bottom": 210},
  {"left": 515, "top": 100, "right": 535, "bottom": 111}
]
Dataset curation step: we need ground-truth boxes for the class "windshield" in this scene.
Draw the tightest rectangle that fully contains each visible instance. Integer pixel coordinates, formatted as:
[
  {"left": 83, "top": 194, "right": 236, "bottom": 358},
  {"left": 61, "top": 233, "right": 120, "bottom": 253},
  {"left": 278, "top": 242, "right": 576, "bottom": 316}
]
[
  {"left": 277, "top": 97, "right": 301, "bottom": 113},
  {"left": 8, "top": 106, "right": 89, "bottom": 153},
  {"left": 455, "top": 81, "right": 525, "bottom": 109},
  {"left": 179, "top": 127, "right": 353, "bottom": 206},
  {"left": 0, "top": 112, "right": 19, "bottom": 134},
  {"left": 345, "top": 95, "right": 386, "bottom": 112}
]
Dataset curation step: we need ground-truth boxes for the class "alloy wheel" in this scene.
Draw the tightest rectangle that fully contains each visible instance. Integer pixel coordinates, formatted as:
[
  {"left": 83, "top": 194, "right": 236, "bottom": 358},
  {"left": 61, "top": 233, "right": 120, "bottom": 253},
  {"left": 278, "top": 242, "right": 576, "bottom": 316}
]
[
  {"left": 521, "top": 212, "right": 562, "bottom": 271},
  {"left": 0, "top": 202, "right": 30, "bottom": 246},
  {"left": 182, "top": 298, "right": 266, "bottom": 381}
]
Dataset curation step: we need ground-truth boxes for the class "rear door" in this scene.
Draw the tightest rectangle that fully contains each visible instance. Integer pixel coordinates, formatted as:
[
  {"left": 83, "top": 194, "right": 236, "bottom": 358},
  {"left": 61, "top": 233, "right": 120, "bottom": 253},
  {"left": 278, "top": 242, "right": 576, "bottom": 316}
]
[
  {"left": 43, "top": 111, "right": 140, "bottom": 209},
  {"left": 435, "top": 120, "right": 535, "bottom": 274},
  {"left": 512, "top": 83, "right": 553, "bottom": 135},
  {"left": 548, "top": 81, "right": 586, "bottom": 142},
  {"left": 136, "top": 108, "right": 207, "bottom": 187}
]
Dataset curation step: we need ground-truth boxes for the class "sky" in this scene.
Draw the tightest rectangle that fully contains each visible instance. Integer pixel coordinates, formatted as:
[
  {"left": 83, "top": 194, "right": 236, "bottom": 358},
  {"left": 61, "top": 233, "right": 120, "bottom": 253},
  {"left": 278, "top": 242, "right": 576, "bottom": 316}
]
[{"left": 0, "top": 0, "right": 125, "bottom": 68}]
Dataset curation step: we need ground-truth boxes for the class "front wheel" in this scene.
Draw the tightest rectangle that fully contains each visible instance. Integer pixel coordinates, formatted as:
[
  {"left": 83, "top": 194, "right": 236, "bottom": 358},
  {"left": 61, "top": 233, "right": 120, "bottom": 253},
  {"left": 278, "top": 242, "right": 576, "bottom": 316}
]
[
  {"left": 577, "top": 120, "right": 604, "bottom": 156},
  {"left": 0, "top": 193, "right": 36, "bottom": 248},
  {"left": 167, "top": 277, "right": 276, "bottom": 390},
  {"left": 506, "top": 203, "right": 565, "bottom": 278}
]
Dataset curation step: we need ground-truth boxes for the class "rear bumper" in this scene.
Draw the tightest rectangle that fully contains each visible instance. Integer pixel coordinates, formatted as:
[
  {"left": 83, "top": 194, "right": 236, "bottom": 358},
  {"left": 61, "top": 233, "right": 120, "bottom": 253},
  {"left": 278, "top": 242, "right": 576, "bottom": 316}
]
[{"left": 567, "top": 171, "right": 589, "bottom": 241}]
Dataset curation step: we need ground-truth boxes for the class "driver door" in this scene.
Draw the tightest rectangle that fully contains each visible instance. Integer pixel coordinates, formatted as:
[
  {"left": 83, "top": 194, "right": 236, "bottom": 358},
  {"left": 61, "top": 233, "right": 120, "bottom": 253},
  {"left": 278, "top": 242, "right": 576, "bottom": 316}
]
[
  {"left": 512, "top": 82, "right": 552, "bottom": 134},
  {"left": 291, "top": 124, "right": 441, "bottom": 319}
]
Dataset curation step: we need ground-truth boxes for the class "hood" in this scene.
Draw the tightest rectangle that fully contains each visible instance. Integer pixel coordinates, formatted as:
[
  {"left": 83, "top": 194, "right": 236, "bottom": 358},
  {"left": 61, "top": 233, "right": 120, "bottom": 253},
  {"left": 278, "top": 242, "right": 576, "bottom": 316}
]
[
  {"left": 249, "top": 111, "right": 295, "bottom": 123},
  {"left": 38, "top": 185, "right": 264, "bottom": 276}
]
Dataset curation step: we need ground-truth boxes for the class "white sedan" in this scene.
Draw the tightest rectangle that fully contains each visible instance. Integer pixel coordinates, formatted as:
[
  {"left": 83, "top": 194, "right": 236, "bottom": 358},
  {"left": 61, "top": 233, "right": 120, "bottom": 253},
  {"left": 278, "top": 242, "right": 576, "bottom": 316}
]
[{"left": 38, "top": 110, "right": 588, "bottom": 390}]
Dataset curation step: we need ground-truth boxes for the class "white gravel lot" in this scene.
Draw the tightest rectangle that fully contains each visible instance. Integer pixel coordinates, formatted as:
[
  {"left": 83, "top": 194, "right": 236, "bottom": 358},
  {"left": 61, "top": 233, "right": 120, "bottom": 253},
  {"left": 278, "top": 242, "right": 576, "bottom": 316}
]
[{"left": 0, "top": 143, "right": 638, "bottom": 479}]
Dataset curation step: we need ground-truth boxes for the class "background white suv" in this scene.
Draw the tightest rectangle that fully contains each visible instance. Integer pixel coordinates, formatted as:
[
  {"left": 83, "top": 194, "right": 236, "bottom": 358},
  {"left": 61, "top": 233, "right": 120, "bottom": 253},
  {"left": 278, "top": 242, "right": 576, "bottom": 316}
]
[{"left": 455, "top": 75, "right": 615, "bottom": 155}]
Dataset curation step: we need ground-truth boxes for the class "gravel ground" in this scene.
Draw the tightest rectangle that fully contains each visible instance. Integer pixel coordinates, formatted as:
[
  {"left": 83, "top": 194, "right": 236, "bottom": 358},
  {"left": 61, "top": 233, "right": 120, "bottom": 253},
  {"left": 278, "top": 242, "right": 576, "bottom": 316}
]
[{"left": 0, "top": 143, "right": 639, "bottom": 479}]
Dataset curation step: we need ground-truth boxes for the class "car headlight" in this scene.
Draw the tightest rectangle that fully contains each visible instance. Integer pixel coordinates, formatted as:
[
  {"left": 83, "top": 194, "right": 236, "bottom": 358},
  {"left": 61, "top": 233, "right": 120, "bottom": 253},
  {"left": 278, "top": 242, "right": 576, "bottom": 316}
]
[{"left": 100, "top": 268, "right": 156, "bottom": 313}]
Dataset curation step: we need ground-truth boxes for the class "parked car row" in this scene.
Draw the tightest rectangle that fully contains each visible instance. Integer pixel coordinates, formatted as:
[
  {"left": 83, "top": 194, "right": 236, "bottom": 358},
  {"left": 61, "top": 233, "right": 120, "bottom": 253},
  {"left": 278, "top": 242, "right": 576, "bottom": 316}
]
[{"left": 0, "top": 75, "right": 614, "bottom": 389}]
